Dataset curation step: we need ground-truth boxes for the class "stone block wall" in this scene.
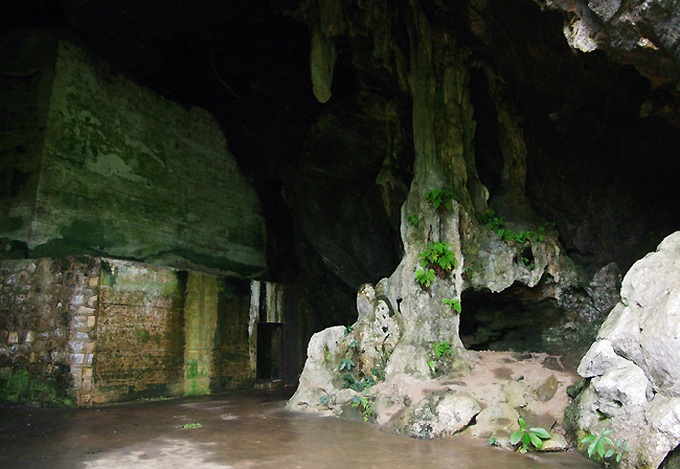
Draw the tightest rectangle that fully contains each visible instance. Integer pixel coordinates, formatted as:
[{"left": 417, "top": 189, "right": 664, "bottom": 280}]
[
  {"left": 0, "top": 256, "right": 259, "bottom": 407},
  {"left": 0, "top": 257, "right": 99, "bottom": 406}
]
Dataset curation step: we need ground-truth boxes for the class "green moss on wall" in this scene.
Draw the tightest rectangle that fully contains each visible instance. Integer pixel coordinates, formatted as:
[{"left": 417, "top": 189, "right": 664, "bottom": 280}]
[{"left": 0, "top": 367, "right": 74, "bottom": 407}]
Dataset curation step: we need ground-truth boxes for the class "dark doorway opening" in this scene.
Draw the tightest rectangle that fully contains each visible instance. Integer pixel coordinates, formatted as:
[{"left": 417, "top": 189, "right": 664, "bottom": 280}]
[{"left": 256, "top": 322, "right": 284, "bottom": 381}]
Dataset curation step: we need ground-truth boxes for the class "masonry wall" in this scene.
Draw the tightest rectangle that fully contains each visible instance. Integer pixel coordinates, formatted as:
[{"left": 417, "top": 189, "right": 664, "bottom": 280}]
[
  {"left": 93, "top": 260, "right": 185, "bottom": 404},
  {"left": 0, "top": 256, "right": 256, "bottom": 406},
  {"left": 0, "top": 257, "right": 99, "bottom": 406}
]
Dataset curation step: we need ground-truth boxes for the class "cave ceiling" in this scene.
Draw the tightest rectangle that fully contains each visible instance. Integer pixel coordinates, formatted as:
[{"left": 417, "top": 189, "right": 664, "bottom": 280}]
[{"left": 4, "top": 0, "right": 680, "bottom": 324}]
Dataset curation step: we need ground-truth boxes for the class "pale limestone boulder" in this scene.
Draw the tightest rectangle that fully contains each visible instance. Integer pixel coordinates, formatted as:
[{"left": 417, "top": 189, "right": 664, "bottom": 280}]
[
  {"left": 286, "top": 326, "right": 346, "bottom": 415},
  {"left": 569, "top": 232, "right": 680, "bottom": 468},
  {"left": 462, "top": 402, "right": 519, "bottom": 440},
  {"left": 391, "top": 390, "right": 481, "bottom": 439}
]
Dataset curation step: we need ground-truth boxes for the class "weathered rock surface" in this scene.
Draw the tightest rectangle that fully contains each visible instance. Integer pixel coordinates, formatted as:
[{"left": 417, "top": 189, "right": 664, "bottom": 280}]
[
  {"left": 0, "top": 31, "right": 266, "bottom": 278},
  {"left": 567, "top": 232, "right": 680, "bottom": 468},
  {"left": 539, "top": 0, "right": 680, "bottom": 85}
]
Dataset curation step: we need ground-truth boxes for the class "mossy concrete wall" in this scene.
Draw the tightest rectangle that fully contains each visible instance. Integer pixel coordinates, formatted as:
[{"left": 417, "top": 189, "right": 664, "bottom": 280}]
[
  {"left": 0, "top": 29, "right": 265, "bottom": 277},
  {"left": 0, "top": 256, "right": 257, "bottom": 406},
  {"left": 0, "top": 30, "right": 56, "bottom": 253},
  {"left": 93, "top": 260, "right": 185, "bottom": 404}
]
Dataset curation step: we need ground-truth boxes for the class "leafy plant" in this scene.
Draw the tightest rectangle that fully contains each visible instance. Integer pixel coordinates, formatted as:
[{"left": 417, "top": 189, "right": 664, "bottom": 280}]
[
  {"left": 442, "top": 298, "right": 462, "bottom": 314},
  {"left": 339, "top": 357, "right": 355, "bottom": 371},
  {"left": 419, "top": 242, "right": 457, "bottom": 272},
  {"left": 343, "top": 372, "right": 378, "bottom": 392},
  {"left": 425, "top": 188, "right": 456, "bottom": 213},
  {"left": 351, "top": 395, "right": 376, "bottom": 422},
  {"left": 408, "top": 214, "right": 419, "bottom": 227},
  {"left": 344, "top": 325, "right": 353, "bottom": 337},
  {"left": 480, "top": 210, "right": 556, "bottom": 245},
  {"left": 433, "top": 341, "right": 452, "bottom": 358},
  {"left": 415, "top": 268, "right": 436, "bottom": 288},
  {"left": 581, "top": 429, "right": 627, "bottom": 464},
  {"left": 520, "top": 257, "right": 535, "bottom": 270},
  {"left": 427, "top": 341, "right": 455, "bottom": 375},
  {"left": 510, "top": 418, "right": 551, "bottom": 453},
  {"left": 178, "top": 422, "right": 203, "bottom": 429}
]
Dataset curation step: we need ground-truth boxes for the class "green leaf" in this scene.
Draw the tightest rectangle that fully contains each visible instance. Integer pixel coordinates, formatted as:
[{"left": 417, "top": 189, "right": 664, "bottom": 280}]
[
  {"left": 522, "top": 432, "right": 531, "bottom": 447},
  {"left": 517, "top": 418, "right": 527, "bottom": 429},
  {"left": 529, "top": 432, "right": 544, "bottom": 449},
  {"left": 595, "top": 439, "right": 606, "bottom": 458},
  {"left": 530, "top": 427, "right": 551, "bottom": 439},
  {"left": 605, "top": 449, "right": 615, "bottom": 459},
  {"left": 510, "top": 430, "right": 523, "bottom": 445},
  {"left": 587, "top": 440, "right": 597, "bottom": 458},
  {"left": 580, "top": 434, "right": 597, "bottom": 444}
]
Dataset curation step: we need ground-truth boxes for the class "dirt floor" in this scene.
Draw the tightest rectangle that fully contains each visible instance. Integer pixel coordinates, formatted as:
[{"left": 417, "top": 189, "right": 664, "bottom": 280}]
[{"left": 0, "top": 382, "right": 599, "bottom": 468}]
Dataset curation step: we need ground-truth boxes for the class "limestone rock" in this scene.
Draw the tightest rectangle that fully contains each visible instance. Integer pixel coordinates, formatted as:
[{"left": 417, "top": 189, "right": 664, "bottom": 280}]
[
  {"left": 463, "top": 402, "right": 519, "bottom": 440},
  {"left": 540, "top": 433, "right": 569, "bottom": 452},
  {"left": 535, "top": 374, "right": 560, "bottom": 402},
  {"left": 391, "top": 390, "right": 481, "bottom": 439},
  {"left": 568, "top": 232, "right": 680, "bottom": 468}
]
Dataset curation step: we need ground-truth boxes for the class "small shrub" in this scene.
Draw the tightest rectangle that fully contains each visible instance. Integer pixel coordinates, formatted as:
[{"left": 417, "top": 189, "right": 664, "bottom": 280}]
[
  {"left": 442, "top": 298, "right": 462, "bottom": 314},
  {"left": 415, "top": 268, "right": 436, "bottom": 288},
  {"left": 339, "top": 357, "right": 355, "bottom": 371},
  {"left": 433, "top": 341, "right": 452, "bottom": 358},
  {"left": 510, "top": 418, "right": 551, "bottom": 453},
  {"left": 425, "top": 188, "right": 456, "bottom": 213},
  {"left": 419, "top": 242, "right": 457, "bottom": 272},
  {"left": 351, "top": 395, "right": 376, "bottom": 422},
  {"left": 427, "top": 341, "right": 456, "bottom": 375},
  {"left": 581, "top": 429, "right": 627, "bottom": 464},
  {"left": 480, "top": 210, "right": 556, "bottom": 245}
]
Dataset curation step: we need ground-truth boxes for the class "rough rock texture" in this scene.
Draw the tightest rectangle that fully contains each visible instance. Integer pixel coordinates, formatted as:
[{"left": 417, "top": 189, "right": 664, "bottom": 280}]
[
  {"left": 567, "top": 232, "right": 680, "bottom": 468},
  {"left": 286, "top": 0, "right": 606, "bottom": 444},
  {"left": 0, "top": 31, "right": 265, "bottom": 277},
  {"left": 289, "top": 344, "right": 577, "bottom": 448},
  {"left": 540, "top": 0, "right": 680, "bottom": 84}
]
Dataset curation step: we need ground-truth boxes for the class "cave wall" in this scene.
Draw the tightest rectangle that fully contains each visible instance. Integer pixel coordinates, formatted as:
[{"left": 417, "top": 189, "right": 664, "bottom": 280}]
[
  {"left": 0, "top": 29, "right": 266, "bottom": 277},
  {"left": 0, "top": 256, "right": 257, "bottom": 406}
]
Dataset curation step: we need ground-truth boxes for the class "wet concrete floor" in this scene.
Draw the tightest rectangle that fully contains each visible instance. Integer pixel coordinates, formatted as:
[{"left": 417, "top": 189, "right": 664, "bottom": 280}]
[{"left": 0, "top": 389, "right": 599, "bottom": 468}]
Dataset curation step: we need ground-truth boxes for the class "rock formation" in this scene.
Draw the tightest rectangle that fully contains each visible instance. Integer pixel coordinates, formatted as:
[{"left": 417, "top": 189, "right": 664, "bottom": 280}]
[{"left": 567, "top": 232, "right": 680, "bottom": 468}]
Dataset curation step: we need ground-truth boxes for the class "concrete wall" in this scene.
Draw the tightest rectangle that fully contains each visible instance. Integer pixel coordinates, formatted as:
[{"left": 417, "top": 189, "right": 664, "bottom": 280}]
[
  {"left": 0, "top": 256, "right": 258, "bottom": 406},
  {"left": 0, "top": 29, "right": 265, "bottom": 277},
  {"left": 94, "top": 260, "right": 185, "bottom": 404},
  {"left": 0, "top": 31, "right": 56, "bottom": 255}
]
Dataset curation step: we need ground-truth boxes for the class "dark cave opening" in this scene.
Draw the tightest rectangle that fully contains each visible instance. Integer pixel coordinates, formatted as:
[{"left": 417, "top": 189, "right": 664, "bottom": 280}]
[{"left": 459, "top": 284, "right": 586, "bottom": 367}]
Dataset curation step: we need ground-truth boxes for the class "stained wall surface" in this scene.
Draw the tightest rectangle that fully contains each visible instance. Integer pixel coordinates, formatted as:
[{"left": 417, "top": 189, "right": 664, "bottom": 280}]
[
  {"left": 0, "top": 256, "right": 257, "bottom": 406},
  {"left": 0, "top": 30, "right": 265, "bottom": 278}
]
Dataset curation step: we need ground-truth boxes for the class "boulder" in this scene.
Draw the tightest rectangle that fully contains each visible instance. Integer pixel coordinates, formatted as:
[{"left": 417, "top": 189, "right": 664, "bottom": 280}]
[
  {"left": 390, "top": 390, "right": 481, "bottom": 439},
  {"left": 568, "top": 232, "right": 680, "bottom": 468}
]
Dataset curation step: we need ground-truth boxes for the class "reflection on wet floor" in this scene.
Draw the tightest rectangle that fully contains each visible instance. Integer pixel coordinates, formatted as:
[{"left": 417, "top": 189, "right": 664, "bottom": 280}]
[{"left": 0, "top": 389, "right": 599, "bottom": 468}]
